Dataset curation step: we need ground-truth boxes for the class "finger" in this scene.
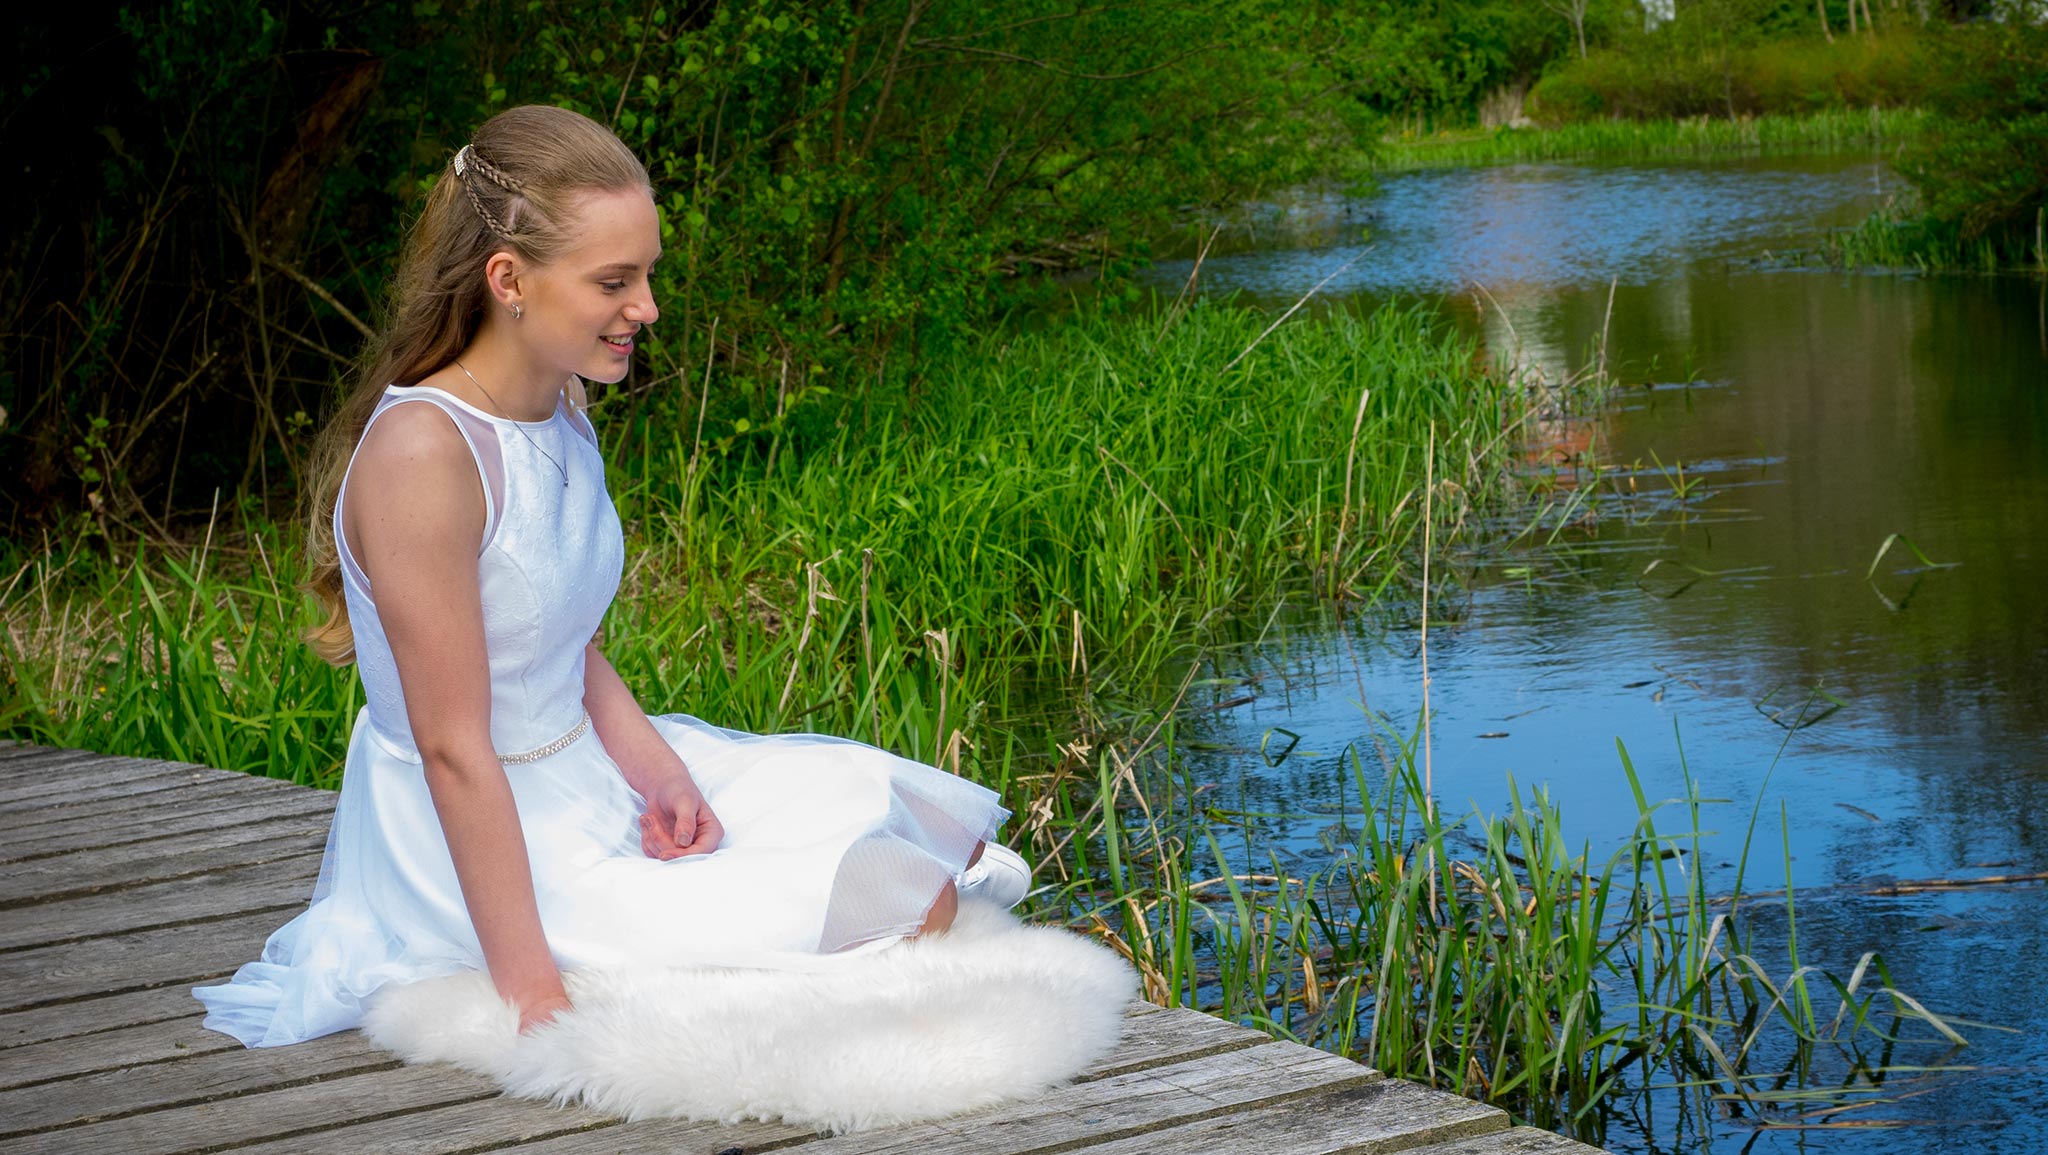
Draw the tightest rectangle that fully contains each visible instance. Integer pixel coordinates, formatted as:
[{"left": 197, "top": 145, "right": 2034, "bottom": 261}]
[
  {"left": 679, "top": 811, "right": 725, "bottom": 857},
  {"left": 640, "top": 811, "right": 680, "bottom": 859}
]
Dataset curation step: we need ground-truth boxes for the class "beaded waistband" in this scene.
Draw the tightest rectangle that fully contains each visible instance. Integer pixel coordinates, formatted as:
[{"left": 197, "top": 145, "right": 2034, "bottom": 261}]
[{"left": 499, "top": 712, "right": 591, "bottom": 764}]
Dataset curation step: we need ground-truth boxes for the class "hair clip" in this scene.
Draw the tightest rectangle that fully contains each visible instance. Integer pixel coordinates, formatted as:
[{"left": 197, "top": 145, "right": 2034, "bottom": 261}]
[{"left": 453, "top": 144, "right": 471, "bottom": 176}]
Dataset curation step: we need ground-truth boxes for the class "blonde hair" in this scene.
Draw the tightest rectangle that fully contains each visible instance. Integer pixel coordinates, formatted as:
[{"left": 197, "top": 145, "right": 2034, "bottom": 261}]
[{"left": 302, "top": 105, "right": 650, "bottom": 664}]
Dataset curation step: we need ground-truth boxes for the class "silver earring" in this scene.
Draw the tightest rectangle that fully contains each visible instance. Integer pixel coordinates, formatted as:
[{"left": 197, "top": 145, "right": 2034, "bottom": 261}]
[{"left": 512, "top": 303, "right": 523, "bottom": 320}]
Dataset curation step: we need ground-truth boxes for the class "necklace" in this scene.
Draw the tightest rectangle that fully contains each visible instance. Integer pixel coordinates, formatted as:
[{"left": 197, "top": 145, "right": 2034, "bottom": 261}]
[{"left": 454, "top": 359, "right": 569, "bottom": 488}]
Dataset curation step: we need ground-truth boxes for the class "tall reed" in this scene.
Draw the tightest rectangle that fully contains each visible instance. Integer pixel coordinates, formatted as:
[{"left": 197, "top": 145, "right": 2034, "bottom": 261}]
[
  {"left": 1080, "top": 714, "right": 1976, "bottom": 1145},
  {"left": 1376, "top": 108, "right": 1926, "bottom": 172},
  {"left": 3, "top": 300, "right": 1524, "bottom": 791}
]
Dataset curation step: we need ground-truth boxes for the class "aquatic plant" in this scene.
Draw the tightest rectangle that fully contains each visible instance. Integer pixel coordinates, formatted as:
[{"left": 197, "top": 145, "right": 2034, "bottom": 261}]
[{"left": 1072, "top": 711, "right": 1980, "bottom": 1146}]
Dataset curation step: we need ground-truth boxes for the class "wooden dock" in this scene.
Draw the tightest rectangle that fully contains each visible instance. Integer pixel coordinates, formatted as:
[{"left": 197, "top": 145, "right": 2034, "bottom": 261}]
[{"left": 0, "top": 741, "right": 1609, "bottom": 1155}]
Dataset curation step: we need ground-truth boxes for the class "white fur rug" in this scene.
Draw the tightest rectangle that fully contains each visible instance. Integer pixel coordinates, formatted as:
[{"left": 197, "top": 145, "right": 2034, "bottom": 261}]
[{"left": 362, "top": 899, "right": 1137, "bottom": 1133}]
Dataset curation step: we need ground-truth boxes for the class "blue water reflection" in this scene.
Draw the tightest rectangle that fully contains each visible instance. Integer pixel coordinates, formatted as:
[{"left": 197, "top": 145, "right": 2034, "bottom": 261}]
[{"left": 1146, "top": 156, "right": 2048, "bottom": 1154}]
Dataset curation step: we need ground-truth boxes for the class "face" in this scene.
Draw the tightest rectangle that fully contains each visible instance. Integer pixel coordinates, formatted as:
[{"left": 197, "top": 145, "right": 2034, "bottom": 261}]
[{"left": 506, "top": 187, "right": 662, "bottom": 385}]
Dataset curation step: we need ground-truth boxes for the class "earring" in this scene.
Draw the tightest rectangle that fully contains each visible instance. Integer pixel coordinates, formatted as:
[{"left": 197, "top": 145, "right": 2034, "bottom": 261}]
[{"left": 512, "top": 303, "right": 523, "bottom": 320}]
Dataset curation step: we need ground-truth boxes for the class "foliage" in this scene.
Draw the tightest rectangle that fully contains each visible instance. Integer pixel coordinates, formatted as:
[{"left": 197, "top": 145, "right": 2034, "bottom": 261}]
[
  {"left": 0, "top": 0, "right": 1368, "bottom": 532},
  {"left": 2, "top": 301, "right": 1529, "bottom": 785},
  {"left": 1892, "top": 18, "right": 2048, "bottom": 246},
  {"left": 1375, "top": 107, "right": 1923, "bottom": 170},
  {"left": 1807, "top": 14, "right": 2048, "bottom": 272},
  {"left": 1316, "top": 0, "right": 1579, "bottom": 131},
  {"left": 1530, "top": 29, "right": 1934, "bottom": 123}
]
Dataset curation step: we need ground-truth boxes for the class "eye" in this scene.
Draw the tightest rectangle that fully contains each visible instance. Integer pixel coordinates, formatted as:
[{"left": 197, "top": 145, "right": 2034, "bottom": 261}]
[{"left": 600, "top": 280, "right": 627, "bottom": 293}]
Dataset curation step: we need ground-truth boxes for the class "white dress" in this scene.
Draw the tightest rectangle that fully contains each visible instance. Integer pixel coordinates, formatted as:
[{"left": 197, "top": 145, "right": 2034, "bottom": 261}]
[{"left": 194, "top": 385, "right": 1009, "bottom": 1048}]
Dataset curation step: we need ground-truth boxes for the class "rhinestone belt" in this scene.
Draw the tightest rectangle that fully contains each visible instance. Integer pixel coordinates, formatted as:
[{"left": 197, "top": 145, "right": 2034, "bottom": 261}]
[{"left": 499, "top": 712, "right": 590, "bottom": 764}]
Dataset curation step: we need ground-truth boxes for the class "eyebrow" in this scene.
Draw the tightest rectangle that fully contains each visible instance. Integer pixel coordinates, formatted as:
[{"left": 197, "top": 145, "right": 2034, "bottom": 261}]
[{"left": 589, "top": 254, "right": 664, "bottom": 276}]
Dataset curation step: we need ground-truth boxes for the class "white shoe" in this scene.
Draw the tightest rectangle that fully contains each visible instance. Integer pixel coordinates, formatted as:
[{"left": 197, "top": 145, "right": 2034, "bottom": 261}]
[{"left": 958, "top": 843, "right": 1032, "bottom": 908}]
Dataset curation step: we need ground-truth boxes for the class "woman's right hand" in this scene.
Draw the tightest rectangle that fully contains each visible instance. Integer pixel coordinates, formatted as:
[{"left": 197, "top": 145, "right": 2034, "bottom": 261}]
[
  {"left": 517, "top": 985, "right": 573, "bottom": 1034},
  {"left": 638, "top": 769, "right": 725, "bottom": 860}
]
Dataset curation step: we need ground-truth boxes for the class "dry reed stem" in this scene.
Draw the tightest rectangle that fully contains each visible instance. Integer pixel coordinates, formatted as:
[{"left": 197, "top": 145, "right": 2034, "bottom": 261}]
[{"left": 1219, "top": 247, "right": 1371, "bottom": 375}]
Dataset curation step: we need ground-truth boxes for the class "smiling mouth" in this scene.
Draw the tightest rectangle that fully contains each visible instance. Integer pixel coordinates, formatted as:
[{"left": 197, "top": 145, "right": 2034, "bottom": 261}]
[{"left": 601, "top": 333, "right": 634, "bottom": 353}]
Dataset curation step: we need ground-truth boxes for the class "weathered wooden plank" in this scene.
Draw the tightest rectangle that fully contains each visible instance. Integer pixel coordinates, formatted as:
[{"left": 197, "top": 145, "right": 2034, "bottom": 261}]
[
  {"left": 0, "top": 852, "right": 320, "bottom": 951},
  {"left": 0, "top": 758, "right": 197, "bottom": 809},
  {"left": 0, "top": 785, "right": 333, "bottom": 864},
  {"left": 219, "top": 1093, "right": 631, "bottom": 1155},
  {"left": 0, "top": 772, "right": 310, "bottom": 837},
  {"left": 0, "top": 754, "right": 151, "bottom": 798},
  {"left": 732, "top": 1041, "right": 1380, "bottom": 1155},
  {"left": 0, "top": 1026, "right": 397, "bottom": 1137},
  {"left": 0, "top": 1061, "right": 499, "bottom": 1154},
  {"left": 0, "top": 744, "right": 91, "bottom": 766},
  {"left": 0, "top": 985, "right": 219, "bottom": 1050},
  {"left": 1400, "top": 1125, "right": 1610, "bottom": 1154},
  {"left": 0, "top": 765, "right": 284, "bottom": 816},
  {"left": 0, "top": 910, "right": 282, "bottom": 1011},
  {"left": 0, "top": 1013, "right": 242, "bottom": 1089},
  {"left": 1061, "top": 1078, "right": 1507, "bottom": 1155},
  {"left": 0, "top": 821, "right": 329, "bottom": 907},
  {"left": 1078, "top": 1004, "right": 1267, "bottom": 1081},
  {"left": 0, "top": 750, "right": 103, "bottom": 787}
]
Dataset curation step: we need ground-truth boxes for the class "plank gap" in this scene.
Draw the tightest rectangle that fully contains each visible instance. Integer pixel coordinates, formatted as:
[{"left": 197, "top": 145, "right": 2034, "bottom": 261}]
[{"left": 0, "top": 1057, "right": 407, "bottom": 1143}]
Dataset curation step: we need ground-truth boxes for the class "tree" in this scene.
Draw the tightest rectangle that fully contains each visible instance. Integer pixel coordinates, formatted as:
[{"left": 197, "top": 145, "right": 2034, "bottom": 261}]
[{"left": 1545, "top": 0, "right": 1593, "bottom": 58}]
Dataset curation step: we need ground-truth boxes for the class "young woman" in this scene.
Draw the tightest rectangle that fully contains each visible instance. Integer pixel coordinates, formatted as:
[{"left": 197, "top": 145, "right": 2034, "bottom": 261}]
[{"left": 195, "top": 104, "right": 1029, "bottom": 1047}]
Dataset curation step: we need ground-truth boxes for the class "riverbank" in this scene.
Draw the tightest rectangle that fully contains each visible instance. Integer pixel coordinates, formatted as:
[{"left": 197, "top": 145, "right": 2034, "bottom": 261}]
[{"left": 1372, "top": 108, "right": 1925, "bottom": 172}]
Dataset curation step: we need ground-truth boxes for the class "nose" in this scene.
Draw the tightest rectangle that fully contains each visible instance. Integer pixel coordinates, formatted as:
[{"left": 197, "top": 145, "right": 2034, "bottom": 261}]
[{"left": 625, "top": 286, "right": 659, "bottom": 327}]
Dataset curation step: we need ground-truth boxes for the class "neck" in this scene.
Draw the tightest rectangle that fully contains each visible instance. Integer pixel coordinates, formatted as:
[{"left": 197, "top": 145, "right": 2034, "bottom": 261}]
[{"left": 447, "top": 324, "right": 567, "bottom": 422}]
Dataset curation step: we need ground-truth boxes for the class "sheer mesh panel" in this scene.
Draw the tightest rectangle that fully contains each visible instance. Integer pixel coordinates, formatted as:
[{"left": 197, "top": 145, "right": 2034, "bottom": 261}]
[
  {"left": 815, "top": 782, "right": 987, "bottom": 953},
  {"left": 336, "top": 394, "right": 505, "bottom": 595},
  {"left": 562, "top": 394, "right": 599, "bottom": 449}
]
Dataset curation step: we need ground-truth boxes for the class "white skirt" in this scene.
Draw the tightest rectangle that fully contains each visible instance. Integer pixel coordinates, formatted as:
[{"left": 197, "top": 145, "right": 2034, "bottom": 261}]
[{"left": 195, "top": 710, "right": 1009, "bottom": 1048}]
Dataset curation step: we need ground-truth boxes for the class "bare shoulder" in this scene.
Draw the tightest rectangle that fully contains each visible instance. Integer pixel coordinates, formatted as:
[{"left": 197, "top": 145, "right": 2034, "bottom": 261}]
[{"left": 345, "top": 400, "right": 487, "bottom": 554}]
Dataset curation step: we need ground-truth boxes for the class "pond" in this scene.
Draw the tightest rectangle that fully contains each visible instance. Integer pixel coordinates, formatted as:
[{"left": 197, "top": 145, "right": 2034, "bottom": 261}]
[{"left": 1143, "top": 156, "right": 2048, "bottom": 1154}]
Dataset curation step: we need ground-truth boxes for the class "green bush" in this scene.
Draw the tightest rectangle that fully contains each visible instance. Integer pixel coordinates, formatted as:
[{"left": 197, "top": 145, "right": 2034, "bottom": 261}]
[
  {"left": 0, "top": 1, "right": 1370, "bottom": 532},
  {"left": 1529, "top": 32, "right": 1932, "bottom": 124},
  {"left": 1895, "top": 22, "right": 2048, "bottom": 245}
]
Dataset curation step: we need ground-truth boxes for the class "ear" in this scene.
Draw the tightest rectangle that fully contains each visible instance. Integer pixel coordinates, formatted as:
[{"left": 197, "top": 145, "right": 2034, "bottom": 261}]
[{"left": 483, "top": 249, "right": 525, "bottom": 313}]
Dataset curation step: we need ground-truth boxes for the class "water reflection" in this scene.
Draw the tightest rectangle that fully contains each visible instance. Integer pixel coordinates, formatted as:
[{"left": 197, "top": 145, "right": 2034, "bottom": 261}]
[{"left": 1149, "top": 156, "right": 2048, "bottom": 1153}]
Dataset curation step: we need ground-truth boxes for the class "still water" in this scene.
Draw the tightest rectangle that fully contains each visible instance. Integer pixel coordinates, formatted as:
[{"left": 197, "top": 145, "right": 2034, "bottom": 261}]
[{"left": 1145, "top": 157, "right": 2048, "bottom": 1154}]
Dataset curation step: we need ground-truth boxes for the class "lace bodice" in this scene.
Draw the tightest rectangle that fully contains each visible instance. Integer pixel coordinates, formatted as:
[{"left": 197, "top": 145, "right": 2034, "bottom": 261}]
[{"left": 335, "top": 385, "right": 625, "bottom": 761}]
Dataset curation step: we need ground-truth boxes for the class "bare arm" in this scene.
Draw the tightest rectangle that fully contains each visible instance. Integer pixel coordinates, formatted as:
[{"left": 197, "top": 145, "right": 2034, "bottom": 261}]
[
  {"left": 346, "top": 403, "right": 567, "bottom": 1029},
  {"left": 583, "top": 644, "right": 723, "bottom": 858},
  {"left": 566, "top": 379, "right": 720, "bottom": 859}
]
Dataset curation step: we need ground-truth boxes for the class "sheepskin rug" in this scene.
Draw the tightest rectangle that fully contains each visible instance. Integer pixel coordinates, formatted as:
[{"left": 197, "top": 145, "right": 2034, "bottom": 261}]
[{"left": 361, "top": 898, "right": 1137, "bottom": 1133}]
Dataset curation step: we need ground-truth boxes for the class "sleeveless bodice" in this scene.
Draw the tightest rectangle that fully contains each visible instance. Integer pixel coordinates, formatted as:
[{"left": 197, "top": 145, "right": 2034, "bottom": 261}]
[{"left": 336, "top": 385, "right": 624, "bottom": 761}]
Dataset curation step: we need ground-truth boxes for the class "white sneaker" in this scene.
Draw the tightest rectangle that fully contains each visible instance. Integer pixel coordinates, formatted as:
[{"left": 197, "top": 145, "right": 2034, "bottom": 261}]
[{"left": 958, "top": 843, "right": 1032, "bottom": 908}]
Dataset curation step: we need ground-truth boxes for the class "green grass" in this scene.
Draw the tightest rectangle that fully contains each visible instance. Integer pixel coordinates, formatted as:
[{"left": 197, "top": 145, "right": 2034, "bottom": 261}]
[
  {"left": 2, "top": 300, "right": 1530, "bottom": 789},
  {"left": 1821, "top": 206, "right": 2048, "bottom": 274},
  {"left": 1374, "top": 108, "right": 1927, "bottom": 172}
]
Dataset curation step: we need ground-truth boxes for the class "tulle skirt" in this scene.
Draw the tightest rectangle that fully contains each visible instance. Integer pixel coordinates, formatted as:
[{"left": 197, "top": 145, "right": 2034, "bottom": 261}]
[{"left": 194, "top": 709, "right": 1009, "bottom": 1048}]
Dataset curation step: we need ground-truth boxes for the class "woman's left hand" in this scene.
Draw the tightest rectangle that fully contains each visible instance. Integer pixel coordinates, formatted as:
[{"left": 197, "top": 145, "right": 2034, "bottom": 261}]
[{"left": 638, "top": 769, "right": 724, "bottom": 860}]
